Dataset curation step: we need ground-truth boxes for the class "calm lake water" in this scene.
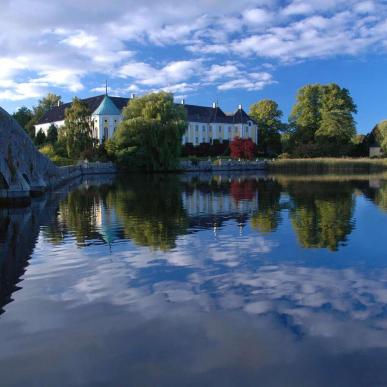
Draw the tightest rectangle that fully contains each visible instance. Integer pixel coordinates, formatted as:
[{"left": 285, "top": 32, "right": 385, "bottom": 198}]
[{"left": 1, "top": 173, "right": 387, "bottom": 386}]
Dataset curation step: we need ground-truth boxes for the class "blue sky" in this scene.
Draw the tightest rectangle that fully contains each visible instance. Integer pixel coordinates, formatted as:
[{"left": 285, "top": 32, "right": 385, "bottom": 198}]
[{"left": 1, "top": 0, "right": 387, "bottom": 133}]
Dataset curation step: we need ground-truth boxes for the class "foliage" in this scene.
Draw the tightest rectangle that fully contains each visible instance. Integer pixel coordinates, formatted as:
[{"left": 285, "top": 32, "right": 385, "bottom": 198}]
[
  {"left": 108, "top": 92, "right": 187, "bottom": 171},
  {"left": 46, "top": 124, "right": 58, "bottom": 144},
  {"left": 35, "top": 129, "right": 47, "bottom": 146},
  {"left": 12, "top": 106, "right": 33, "bottom": 136},
  {"left": 289, "top": 83, "right": 357, "bottom": 157},
  {"left": 181, "top": 140, "right": 230, "bottom": 157},
  {"left": 269, "top": 158, "right": 387, "bottom": 174},
  {"left": 230, "top": 137, "right": 256, "bottom": 160},
  {"left": 62, "top": 97, "right": 95, "bottom": 159},
  {"left": 249, "top": 99, "right": 284, "bottom": 156},
  {"left": 27, "top": 93, "right": 62, "bottom": 138},
  {"left": 373, "top": 120, "right": 387, "bottom": 153}
]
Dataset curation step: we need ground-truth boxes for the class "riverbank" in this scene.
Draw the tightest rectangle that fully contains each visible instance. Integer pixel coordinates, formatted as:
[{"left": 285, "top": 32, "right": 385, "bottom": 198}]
[
  {"left": 179, "top": 159, "right": 267, "bottom": 172},
  {"left": 268, "top": 158, "right": 387, "bottom": 174},
  {"left": 0, "top": 161, "right": 117, "bottom": 206}
]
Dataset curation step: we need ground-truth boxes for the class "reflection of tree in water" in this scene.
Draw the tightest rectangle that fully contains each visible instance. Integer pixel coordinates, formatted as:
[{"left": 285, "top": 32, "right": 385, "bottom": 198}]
[
  {"left": 286, "top": 181, "right": 355, "bottom": 251},
  {"left": 362, "top": 180, "right": 387, "bottom": 212},
  {"left": 250, "top": 179, "right": 282, "bottom": 233},
  {"left": 106, "top": 175, "right": 188, "bottom": 251},
  {"left": 58, "top": 184, "right": 112, "bottom": 245}
]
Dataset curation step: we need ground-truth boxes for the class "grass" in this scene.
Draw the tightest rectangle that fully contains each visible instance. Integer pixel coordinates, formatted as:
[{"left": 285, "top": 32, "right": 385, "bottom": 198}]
[{"left": 268, "top": 158, "right": 387, "bottom": 174}]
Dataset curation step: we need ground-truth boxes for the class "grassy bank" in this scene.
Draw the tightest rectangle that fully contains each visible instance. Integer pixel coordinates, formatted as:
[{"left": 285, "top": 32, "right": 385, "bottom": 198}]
[{"left": 268, "top": 158, "right": 387, "bottom": 174}]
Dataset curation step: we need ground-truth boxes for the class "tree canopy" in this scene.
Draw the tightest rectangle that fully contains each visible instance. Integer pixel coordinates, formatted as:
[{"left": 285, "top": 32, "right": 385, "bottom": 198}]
[
  {"left": 12, "top": 107, "right": 33, "bottom": 136},
  {"left": 289, "top": 83, "right": 357, "bottom": 156},
  {"left": 62, "top": 97, "right": 94, "bottom": 159},
  {"left": 108, "top": 92, "right": 187, "bottom": 171},
  {"left": 249, "top": 99, "right": 284, "bottom": 156},
  {"left": 372, "top": 120, "right": 387, "bottom": 153}
]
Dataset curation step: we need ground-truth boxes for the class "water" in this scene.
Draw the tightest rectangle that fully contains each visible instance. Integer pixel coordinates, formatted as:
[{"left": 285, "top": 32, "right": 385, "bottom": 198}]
[{"left": 1, "top": 173, "right": 387, "bottom": 386}]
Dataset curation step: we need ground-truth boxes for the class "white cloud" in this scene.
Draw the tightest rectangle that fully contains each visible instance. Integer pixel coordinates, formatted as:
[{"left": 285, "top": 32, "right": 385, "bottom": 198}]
[
  {"left": 218, "top": 72, "right": 275, "bottom": 91},
  {"left": 1, "top": 0, "right": 387, "bottom": 103}
]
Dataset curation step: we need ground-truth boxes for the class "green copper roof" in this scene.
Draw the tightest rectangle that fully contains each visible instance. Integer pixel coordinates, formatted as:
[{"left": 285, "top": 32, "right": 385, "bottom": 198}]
[{"left": 93, "top": 95, "right": 121, "bottom": 116}]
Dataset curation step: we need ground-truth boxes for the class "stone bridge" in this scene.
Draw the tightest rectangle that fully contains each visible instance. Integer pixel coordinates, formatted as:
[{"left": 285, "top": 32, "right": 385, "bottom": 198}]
[{"left": 0, "top": 106, "right": 117, "bottom": 205}]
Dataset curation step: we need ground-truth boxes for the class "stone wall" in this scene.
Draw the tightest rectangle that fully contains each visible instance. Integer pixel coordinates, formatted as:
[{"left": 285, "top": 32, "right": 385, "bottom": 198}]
[
  {"left": 179, "top": 159, "right": 267, "bottom": 172},
  {"left": 0, "top": 106, "right": 117, "bottom": 205}
]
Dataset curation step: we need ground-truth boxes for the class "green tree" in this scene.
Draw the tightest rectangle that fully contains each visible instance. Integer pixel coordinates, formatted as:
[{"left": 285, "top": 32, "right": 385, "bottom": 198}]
[
  {"left": 290, "top": 84, "right": 322, "bottom": 145},
  {"left": 289, "top": 83, "right": 357, "bottom": 156},
  {"left": 12, "top": 106, "right": 33, "bottom": 135},
  {"left": 108, "top": 92, "right": 187, "bottom": 171},
  {"left": 46, "top": 124, "right": 58, "bottom": 144},
  {"left": 35, "top": 129, "right": 47, "bottom": 146},
  {"left": 249, "top": 99, "right": 284, "bottom": 156},
  {"left": 373, "top": 120, "right": 387, "bottom": 153},
  {"left": 28, "top": 93, "right": 62, "bottom": 138},
  {"left": 62, "top": 97, "right": 94, "bottom": 159}
]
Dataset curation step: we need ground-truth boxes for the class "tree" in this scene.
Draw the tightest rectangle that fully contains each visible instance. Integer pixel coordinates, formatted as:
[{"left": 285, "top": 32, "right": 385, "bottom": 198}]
[
  {"left": 12, "top": 106, "right": 33, "bottom": 135},
  {"left": 46, "top": 124, "right": 58, "bottom": 144},
  {"left": 289, "top": 84, "right": 322, "bottom": 145},
  {"left": 230, "top": 137, "right": 256, "bottom": 160},
  {"left": 62, "top": 97, "right": 94, "bottom": 159},
  {"left": 35, "top": 129, "right": 47, "bottom": 146},
  {"left": 373, "top": 120, "right": 387, "bottom": 153},
  {"left": 108, "top": 92, "right": 187, "bottom": 171},
  {"left": 249, "top": 99, "right": 284, "bottom": 156},
  {"left": 289, "top": 83, "right": 357, "bottom": 156}
]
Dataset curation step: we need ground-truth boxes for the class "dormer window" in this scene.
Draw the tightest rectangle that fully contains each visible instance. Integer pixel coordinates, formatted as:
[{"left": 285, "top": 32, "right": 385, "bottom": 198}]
[{"left": 248, "top": 121, "right": 252, "bottom": 127}]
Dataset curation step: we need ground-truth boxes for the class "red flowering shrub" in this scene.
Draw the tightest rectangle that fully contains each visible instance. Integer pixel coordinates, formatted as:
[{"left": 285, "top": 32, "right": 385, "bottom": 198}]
[{"left": 230, "top": 137, "right": 256, "bottom": 160}]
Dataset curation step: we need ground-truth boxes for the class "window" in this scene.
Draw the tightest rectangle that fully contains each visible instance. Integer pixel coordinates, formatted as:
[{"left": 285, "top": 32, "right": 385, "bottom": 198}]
[
  {"left": 195, "top": 125, "right": 199, "bottom": 131},
  {"left": 104, "top": 127, "right": 109, "bottom": 139},
  {"left": 248, "top": 121, "right": 252, "bottom": 127},
  {"left": 195, "top": 137, "right": 199, "bottom": 145},
  {"left": 209, "top": 125, "right": 212, "bottom": 132},
  {"left": 218, "top": 126, "right": 221, "bottom": 132},
  {"left": 228, "top": 126, "right": 232, "bottom": 132}
]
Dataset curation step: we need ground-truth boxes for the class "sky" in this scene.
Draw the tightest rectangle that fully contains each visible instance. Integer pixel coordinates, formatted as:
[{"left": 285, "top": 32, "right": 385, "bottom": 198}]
[{"left": 1, "top": 0, "right": 387, "bottom": 133}]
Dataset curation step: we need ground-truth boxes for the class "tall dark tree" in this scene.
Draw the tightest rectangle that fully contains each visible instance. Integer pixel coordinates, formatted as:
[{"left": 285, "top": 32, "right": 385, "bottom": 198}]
[
  {"left": 12, "top": 107, "right": 33, "bottom": 136},
  {"left": 46, "top": 124, "right": 58, "bottom": 144}
]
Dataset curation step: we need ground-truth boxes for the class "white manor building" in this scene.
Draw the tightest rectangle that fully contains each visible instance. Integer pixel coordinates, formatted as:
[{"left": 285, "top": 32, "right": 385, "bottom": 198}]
[{"left": 35, "top": 94, "right": 258, "bottom": 145}]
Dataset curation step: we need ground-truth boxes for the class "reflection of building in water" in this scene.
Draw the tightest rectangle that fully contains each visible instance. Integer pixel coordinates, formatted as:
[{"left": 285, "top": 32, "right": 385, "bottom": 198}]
[
  {"left": 182, "top": 189, "right": 259, "bottom": 216},
  {"left": 95, "top": 203, "right": 122, "bottom": 245}
]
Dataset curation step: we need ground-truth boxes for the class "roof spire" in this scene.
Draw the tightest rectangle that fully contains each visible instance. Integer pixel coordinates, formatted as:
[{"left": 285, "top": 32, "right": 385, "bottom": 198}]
[{"left": 105, "top": 79, "right": 108, "bottom": 96}]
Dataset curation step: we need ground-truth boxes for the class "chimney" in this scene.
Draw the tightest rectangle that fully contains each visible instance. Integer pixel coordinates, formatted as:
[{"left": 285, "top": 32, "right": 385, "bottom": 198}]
[
  {"left": 57, "top": 101, "right": 61, "bottom": 107},
  {"left": 212, "top": 102, "right": 217, "bottom": 108},
  {"left": 181, "top": 99, "right": 185, "bottom": 105},
  {"left": 238, "top": 104, "right": 242, "bottom": 110},
  {"left": 131, "top": 93, "right": 136, "bottom": 99}
]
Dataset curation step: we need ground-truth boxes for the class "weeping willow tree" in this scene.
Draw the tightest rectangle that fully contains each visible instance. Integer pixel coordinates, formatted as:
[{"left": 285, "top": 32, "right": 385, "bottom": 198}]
[{"left": 107, "top": 92, "right": 187, "bottom": 171}]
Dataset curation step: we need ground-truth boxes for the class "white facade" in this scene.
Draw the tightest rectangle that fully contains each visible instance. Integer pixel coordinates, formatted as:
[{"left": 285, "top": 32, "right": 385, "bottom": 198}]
[
  {"left": 91, "top": 114, "right": 122, "bottom": 142},
  {"left": 35, "top": 97, "right": 258, "bottom": 146},
  {"left": 182, "top": 121, "right": 258, "bottom": 146}
]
